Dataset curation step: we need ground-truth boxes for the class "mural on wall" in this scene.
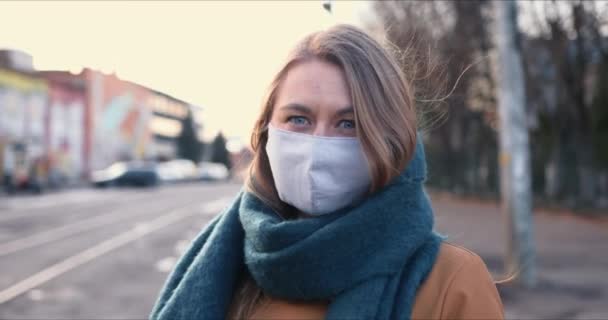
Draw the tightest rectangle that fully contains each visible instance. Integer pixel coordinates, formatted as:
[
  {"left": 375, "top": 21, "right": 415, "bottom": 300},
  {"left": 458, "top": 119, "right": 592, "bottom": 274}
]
[
  {"left": 0, "top": 64, "right": 200, "bottom": 187},
  {"left": 86, "top": 70, "right": 153, "bottom": 171},
  {"left": 25, "top": 91, "right": 46, "bottom": 158},
  {"left": 47, "top": 79, "right": 85, "bottom": 184},
  {"left": 1, "top": 68, "right": 198, "bottom": 183},
  {"left": 0, "top": 69, "right": 48, "bottom": 187},
  {"left": 0, "top": 88, "right": 24, "bottom": 140},
  {"left": 0, "top": 70, "right": 47, "bottom": 141}
]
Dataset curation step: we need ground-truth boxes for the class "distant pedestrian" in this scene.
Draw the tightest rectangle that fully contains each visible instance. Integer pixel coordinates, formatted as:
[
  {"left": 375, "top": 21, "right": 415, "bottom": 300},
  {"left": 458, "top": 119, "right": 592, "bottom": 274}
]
[{"left": 151, "top": 24, "right": 504, "bottom": 320}]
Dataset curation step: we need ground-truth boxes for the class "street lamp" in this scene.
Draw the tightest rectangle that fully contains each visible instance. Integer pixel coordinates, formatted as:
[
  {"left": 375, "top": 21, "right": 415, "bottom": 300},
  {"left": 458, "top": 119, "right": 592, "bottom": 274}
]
[{"left": 322, "top": 0, "right": 332, "bottom": 14}]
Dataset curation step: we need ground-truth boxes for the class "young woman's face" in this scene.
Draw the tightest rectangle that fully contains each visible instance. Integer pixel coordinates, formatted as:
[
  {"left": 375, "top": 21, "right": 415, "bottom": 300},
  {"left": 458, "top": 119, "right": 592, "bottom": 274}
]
[{"left": 270, "top": 59, "right": 356, "bottom": 137}]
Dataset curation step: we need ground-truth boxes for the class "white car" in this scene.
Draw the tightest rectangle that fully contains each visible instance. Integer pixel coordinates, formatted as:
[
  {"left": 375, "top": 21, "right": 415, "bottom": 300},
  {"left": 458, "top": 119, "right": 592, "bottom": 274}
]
[
  {"left": 157, "top": 159, "right": 198, "bottom": 183},
  {"left": 197, "top": 162, "right": 229, "bottom": 181}
]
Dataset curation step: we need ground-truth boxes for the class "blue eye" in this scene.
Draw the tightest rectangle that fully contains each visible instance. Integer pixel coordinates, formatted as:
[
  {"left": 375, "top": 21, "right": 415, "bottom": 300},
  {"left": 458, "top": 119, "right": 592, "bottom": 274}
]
[
  {"left": 287, "top": 116, "right": 310, "bottom": 126},
  {"left": 338, "top": 120, "right": 355, "bottom": 129}
]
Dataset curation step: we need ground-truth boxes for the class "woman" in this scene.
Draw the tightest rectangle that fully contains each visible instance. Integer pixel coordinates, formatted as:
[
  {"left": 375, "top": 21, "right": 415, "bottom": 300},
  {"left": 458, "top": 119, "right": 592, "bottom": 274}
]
[{"left": 150, "top": 24, "right": 504, "bottom": 320}]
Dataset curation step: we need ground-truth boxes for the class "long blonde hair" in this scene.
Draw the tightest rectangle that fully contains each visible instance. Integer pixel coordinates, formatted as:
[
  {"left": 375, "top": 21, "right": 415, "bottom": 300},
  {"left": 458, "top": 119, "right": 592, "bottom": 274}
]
[
  {"left": 247, "top": 24, "right": 417, "bottom": 218},
  {"left": 229, "top": 24, "right": 418, "bottom": 318}
]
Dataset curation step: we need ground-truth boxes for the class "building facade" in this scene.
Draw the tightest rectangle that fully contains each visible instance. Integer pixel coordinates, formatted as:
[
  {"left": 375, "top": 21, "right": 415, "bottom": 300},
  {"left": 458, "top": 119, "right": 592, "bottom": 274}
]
[{"left": 0, "top": 49, "right": 204, "bottom": 191}]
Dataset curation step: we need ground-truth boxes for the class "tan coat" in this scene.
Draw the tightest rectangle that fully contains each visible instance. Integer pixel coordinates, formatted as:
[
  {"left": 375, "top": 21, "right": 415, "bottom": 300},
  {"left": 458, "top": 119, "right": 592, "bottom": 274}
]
[{"left": 250, "top": 242, "right": 505, "bottom": 319}]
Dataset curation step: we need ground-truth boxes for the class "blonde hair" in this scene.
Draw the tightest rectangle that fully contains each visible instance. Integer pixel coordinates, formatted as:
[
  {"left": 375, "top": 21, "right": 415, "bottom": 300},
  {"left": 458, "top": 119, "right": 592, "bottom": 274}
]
[
  {"left": 246, "top": 24, "right": 417, "bottom": 219},
  {"left": 227, "top": 24, "right": 419, "bottom": 318}
]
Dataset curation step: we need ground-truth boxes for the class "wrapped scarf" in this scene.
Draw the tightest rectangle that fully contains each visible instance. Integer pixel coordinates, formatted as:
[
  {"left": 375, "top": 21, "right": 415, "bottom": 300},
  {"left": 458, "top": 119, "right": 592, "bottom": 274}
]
[{"left": 150, "top": 138, "right": 446, "bottom": 319}]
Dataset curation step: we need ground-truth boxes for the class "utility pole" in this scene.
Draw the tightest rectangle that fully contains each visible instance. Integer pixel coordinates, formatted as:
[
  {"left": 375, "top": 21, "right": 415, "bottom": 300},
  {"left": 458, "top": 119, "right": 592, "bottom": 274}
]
[{"left": 493, "top": 0, "right": 537, "bottom": 288}]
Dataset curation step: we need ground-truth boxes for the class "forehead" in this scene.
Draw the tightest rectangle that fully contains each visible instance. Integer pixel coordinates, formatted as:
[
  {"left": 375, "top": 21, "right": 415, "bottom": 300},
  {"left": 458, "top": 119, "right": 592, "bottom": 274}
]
[{"left": 275, "top": 59, "right": 351, "bottom": 109}]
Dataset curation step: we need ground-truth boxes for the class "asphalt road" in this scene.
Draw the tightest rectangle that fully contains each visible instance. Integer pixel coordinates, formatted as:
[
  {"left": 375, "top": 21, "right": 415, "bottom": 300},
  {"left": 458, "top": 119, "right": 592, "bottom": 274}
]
[
  {"left": 0, "top": 184, "right": 606, "bottom": 319},
  {"left": 0, "top": 182, "right": 242, "bottom": 319}
]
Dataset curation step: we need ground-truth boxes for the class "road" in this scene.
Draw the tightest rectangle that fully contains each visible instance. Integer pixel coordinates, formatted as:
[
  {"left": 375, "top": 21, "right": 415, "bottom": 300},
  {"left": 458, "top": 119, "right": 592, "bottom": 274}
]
[
  {"left": 0, "top": 182, "right": 241, "bottom": 319},
  {"left": 0, "top": 183, "right": 606, "bottom": 319}
]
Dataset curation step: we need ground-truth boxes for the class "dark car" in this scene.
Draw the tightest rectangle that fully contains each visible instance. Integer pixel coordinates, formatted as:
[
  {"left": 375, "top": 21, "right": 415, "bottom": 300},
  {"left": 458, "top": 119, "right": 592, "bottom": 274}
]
[{"left": 91, "top": 161, "right": 159, "bottom": 188}]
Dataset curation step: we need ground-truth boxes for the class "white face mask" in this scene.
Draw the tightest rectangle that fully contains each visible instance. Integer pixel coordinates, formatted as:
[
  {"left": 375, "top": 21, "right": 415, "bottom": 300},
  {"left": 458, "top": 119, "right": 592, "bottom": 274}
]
[{"left": 265, "top": 124, "right": 372, "bottom": 216}]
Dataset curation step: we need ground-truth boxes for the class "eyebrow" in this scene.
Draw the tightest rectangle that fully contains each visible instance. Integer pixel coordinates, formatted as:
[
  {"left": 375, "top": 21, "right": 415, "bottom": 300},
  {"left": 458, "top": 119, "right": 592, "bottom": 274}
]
[
  {"left": 335, "top": 107, "right": 354, "bottom": 117},
  {"left": 279, "top": 103, "right": 313, "bottom": 115},
  {"left": 279, "top": 103, "right": 354, "bottom": 116}
]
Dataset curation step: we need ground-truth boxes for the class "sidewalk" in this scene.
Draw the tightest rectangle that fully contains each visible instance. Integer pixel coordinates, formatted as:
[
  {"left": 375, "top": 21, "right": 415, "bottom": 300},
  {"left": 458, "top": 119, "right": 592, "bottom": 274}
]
[{"left": 430, "top": 192, "right": 608, "bottom": 319}]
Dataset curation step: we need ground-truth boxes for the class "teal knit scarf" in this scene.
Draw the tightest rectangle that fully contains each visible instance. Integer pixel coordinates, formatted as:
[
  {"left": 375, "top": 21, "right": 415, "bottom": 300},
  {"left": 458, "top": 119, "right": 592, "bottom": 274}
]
[{"left": 150, "top": 138, "right": 445, "bottom": 319}]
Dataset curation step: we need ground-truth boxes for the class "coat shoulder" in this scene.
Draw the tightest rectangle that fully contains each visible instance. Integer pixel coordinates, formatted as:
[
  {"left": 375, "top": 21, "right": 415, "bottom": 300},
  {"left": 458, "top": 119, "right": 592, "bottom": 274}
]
[
  {"left": 412, "top": 242, "right": 505, "bottom": 319},
  {"left": 432, "top": 241, "right": 481, "bottom": 276}
]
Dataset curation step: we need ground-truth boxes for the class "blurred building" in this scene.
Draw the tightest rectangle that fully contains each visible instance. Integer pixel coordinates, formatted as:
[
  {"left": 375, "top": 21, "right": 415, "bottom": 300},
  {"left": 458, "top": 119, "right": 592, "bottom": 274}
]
[
  {"left": 190, "top": 104, "right": 205, "bottom": 145},
  {"left": 0, "top": 49, "right": 204, "bottom": 191},
  {"left": 82, "top": 69, "right": 155, "bottom": 171},
  {"left": 0, "top": 49, "right": 34, "bottom": 72},
  {"left": 0, "top": 50, "right": 48, "bottom": 191},
  {"left": 147, "top": 90, "right": 197, "bottom": 160},
  {"left": 76, "top": 70, "right": 204, "bottom": 173},
  {"left": 38, "top": 70, "right": 87, "bottom": 186}
]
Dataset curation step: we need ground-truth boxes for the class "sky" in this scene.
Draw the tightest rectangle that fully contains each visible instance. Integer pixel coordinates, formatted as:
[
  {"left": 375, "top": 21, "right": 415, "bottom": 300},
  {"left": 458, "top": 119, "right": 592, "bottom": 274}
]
[{"left": 0, "top": 1, "right": 370, "bottom": 145}]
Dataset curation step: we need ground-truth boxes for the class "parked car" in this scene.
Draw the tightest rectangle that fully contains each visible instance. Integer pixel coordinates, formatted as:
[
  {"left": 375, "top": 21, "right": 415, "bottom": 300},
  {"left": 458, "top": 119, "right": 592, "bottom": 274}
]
[
  {"left": 91, "top": 161, "right": 159, "bottom": 188},
  {"left": 197, "top": 161, "right": 230, "bottom": 181},
  {"left": 157, "top": 159, "right": 198, "bottom": 183}
]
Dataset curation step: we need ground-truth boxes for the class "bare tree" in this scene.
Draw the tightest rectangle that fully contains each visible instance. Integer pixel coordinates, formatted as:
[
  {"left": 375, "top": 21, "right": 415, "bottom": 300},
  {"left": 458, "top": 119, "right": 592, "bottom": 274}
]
[
  {"left": 372, "top": 0, "right": 500, "bottom": 196},
  {"left": 523, "top": 1, "right": 608, "bottom": 205}
]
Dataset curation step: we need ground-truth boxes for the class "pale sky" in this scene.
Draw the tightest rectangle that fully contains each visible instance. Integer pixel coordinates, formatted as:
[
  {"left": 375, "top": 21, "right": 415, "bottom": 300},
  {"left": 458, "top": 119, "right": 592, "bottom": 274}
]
[{"left": 0, "top": 1, "right": 370, "bottom": 144}]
